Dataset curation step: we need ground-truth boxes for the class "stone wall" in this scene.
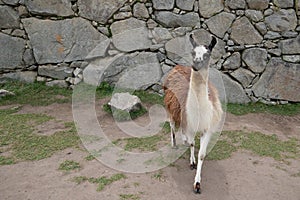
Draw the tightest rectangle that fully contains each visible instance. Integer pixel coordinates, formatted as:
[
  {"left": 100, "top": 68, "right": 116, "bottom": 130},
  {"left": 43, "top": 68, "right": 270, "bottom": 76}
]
[{"left": 0, "top": 0, "right": 299, "bottom": 103}]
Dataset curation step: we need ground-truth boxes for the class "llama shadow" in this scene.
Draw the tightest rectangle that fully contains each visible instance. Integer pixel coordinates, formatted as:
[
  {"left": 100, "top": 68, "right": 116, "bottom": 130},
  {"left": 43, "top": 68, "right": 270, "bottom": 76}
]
[{"left": 168, "top": 158, "right": 230, "bottom": 200}]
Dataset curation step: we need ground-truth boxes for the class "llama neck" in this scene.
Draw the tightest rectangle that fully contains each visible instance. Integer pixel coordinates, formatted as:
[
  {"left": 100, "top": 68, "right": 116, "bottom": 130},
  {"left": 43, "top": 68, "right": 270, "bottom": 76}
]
[
  {"left": 185, "top": 67, "right": 212, "bottom": 133},
  {"left": 189, "top": 68, "right": 209, "bottom": 100}
]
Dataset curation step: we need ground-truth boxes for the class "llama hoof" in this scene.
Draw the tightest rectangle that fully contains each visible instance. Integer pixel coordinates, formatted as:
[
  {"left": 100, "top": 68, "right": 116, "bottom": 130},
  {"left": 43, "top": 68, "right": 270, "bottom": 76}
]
[
  {"left": 172, "top": 145, "right": 178, "bottom": 149},
  {"left": 190, "top": 163, "right": 197, "bottom": 170},
  {"left": 193, "top": 182, "right": 201, "bottom": 194}
]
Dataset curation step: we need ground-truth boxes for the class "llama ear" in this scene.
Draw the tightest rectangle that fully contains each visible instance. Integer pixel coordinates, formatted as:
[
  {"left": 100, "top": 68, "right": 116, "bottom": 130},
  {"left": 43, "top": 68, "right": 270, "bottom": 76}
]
[
  {"left": 208, "top": 36, "right": 217, "bottom": 51},
  {"left": 189, "top": 34, "right": 198, "bottom": 48}
]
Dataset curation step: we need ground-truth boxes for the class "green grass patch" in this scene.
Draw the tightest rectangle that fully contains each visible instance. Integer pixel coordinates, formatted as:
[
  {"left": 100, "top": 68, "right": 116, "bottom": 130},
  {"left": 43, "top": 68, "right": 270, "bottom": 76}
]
[
  {"left": 85, "top": 154, "right": 95, "bottom": 161},
  {"left": 112, "top": 122, "right": 169, "bottom": 153},
  {"left": 59, "top": 160, "right": 81, "bottom": 171},
  {"left": 0, "top": 108, "right": 79, "bottom": 164},
  {"left": 151, "top": 170, "right": 166, "bottom": 182},
  {"left": 227, "top": 102, "right": 300, "bottom": 116},
  {"left": 103, "top": 103, "right": 147, "bottom": 121},
  {"left": 0, "top": 156, "right": 15, "bottom": 165},
  {"left": 192, "top": 130, "right": 300, "bottom": 161},
  {"left": 119, "top": 194, "right": 141, "bottom": 200},
  {"left": 73, "top": 173, "right": 126, "bottom": 191},
  {"left": 96, "top": 82, "right": 114, "bottom": 99},
  {"left": 113, "top": 134, "right": 166, "bottom": 152},
  {"left": 212, "top": 131, "right": 300, "bottom": 161},
  {"left": 133, "top": 90, "right": 164, "bottom": 105},
  {"left": 0, "top": 81, "right": 72, "bottom": 106},
  {"left": 160, "top": 121, "right": 171, "bottom": 134},
  {"left": 239, "top": 132, "right": 299, "bottom": 161},
  {"left": 207, "top": 140, "right": 237, "bottom": 160}
]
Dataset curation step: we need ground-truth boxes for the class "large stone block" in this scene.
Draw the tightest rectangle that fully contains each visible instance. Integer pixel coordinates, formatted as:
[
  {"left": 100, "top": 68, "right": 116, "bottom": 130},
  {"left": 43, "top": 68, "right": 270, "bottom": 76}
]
[
  {"left": 38, "top": 65, "right": 73, "bottom": 79},
  {"left": 230, "top": 16, "right": 263, "bottom": 45},
  {"left": 152, "top": 27, "right": 172, "bottom": 43},
  {"left": 165, "top": 36, "right": 193, "bottom": 66},
  {"left": 199, "top": 0, "right": 224, "bottom": 18},
  {"left": 0, "top": 71, "right": 37, "bottom": 83},
  {"left": 22, "top": 18, "right": 109, "bottom": 64},
  {"left": 205, "top": 12, "right": 235, "bottom": 38},
  {"left": 252, "top": 58, "right": 300, "bottom": 102},
  {"left": 176, "top": 0, "right": 195, "bottom": 11},
  {"left": 209, "top": 68, "right": 250, "bottom": 103},
  {"left": 279, "top": 34, "right": 300, "bottom": 55},
  {"left": 78, "top": 0, "right": 126, "bottom": 24},
  {"left": 24, "top": 0, "right": 74, "bottom": 16},
  {"left": 242, "top": 48, "right": 268, "bottom": 73},
  {"left": 0, "top": 33, "right": 25, "bottom": 71},
  {"left": 154, "top": 11, "right": 200, "bottom": 28},
  {"left": 230, "top": 68, "right": 255, "bottom": 88},
  {"left": 223, "top": 52, "right": 241, "bottom": 70},
  {"left": 2, "top": 0, "right": 19, "bottom": 5},
  {"left": 133, "top": 2, "right": 149, "bottom": 19},
  {"left": 265, "top": 9, "right": 297, "bottom": 32},
  {"left": 246, "top": 0, "right": 269, "bottom": 10},
  {"left": 111, "top": 18, "right": 152, "bottom": 52},
  {"left": 225, "top": 0, "right": 246, "bottom": 9},
  {"left": 0, "top": 6, "right": 19, "bottom": 29},
  {"left": 83, "top": 52, "right": 162, "bottom": 90},
  {"left": 152, "top": 0, "right": 175, "bottom": 10},
  {"left": 273, "top": 0, "right": 294, "bottom": 8}
]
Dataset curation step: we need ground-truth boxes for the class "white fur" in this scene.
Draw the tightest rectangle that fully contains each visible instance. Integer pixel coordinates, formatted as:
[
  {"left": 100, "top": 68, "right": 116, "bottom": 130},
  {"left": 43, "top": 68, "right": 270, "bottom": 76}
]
[
  {"left": 186, "top": 84, "right": 212, "bottom": 134},
  {"left": 170, "top": 121, "right": 176, "bottom": 147},
  {"left": 193, "top": 46, "right": 208, "bottom": 62}
]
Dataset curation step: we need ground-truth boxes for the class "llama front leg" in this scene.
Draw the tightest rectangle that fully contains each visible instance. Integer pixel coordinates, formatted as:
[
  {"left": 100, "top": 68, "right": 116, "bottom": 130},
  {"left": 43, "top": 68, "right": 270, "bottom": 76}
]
[
  {"left": 190, "top": 142, "right": 196, "bottom": 169},
  {"left": 194, "top": 132, "right": 211, "bottom": 194}
]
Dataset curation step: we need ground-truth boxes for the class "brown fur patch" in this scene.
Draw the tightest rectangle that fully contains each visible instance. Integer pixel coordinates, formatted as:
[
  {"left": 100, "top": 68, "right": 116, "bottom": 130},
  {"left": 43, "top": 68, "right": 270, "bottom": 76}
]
[
  {"left": 163, "top": 65, "right": 221, "bottom": 129},
  {"left": 163, "top": 65, "right": 191, "bottom": 128}
]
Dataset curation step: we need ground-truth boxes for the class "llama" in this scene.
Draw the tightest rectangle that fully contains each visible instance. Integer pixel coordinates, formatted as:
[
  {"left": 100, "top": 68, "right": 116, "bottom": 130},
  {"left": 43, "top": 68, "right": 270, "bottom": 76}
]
[{"left": 163, "top": 35, "right": 223, "bottom": 193}]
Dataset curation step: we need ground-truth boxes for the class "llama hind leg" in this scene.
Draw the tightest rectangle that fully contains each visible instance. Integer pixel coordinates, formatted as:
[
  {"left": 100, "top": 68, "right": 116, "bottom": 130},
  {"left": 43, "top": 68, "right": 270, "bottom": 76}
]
[
  {"left": 169, "top": 120, "right": 176, "bottom": 148},
  {"left": 193, "top": 131, "right": 211, "bottom": 194}
]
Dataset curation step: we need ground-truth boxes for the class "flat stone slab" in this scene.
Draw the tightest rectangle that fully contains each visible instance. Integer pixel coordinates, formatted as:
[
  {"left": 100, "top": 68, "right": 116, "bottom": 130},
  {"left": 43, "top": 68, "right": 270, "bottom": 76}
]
[
  {"left": 0, "top": 71, "right": 37, "bottom": 83},
  {"left": 206, "top": 12, "right": 235, "bottom": 38},
  {"left": 22, "top": 18, "right": 109, "bottom": 64},
  {"left": 111, "top": 18, "right": 152, "bottom": 52},
  {"left": 242, "top": 48, "right": 268, "bottom": 73},
  {"left": 230, "top": 16, "right": 263, "bottom": 45},
  {"left": 24, "top": 0, "right": 74, "bottom": 16},
  {"left": 152, "top": 0, "right": 175, "bottom": 10},
  {"left": 279, "top": 35, "right": 300, "bottom": 55},
  {"left": 0, "top": 33, "right": 25, "bottom": 71},
  {"left": 78, "top": 0, "right": 127, "bottom": 24},
  {"left": 252, "top": 58, "right": 300, "bottom": 102},
  {"left": 83, "top": 52, "right": 161, "bottom": 90},
  {"left": 154, "top": 11, "right": 200, "bottom": 28},
  {"left": 0, "top": 5, "right": 19, "bottom": 29},
  {"left": 199, "top": 0, "right": 224, "bottom": 18},
  {"left": 265, "top": 9, "right": 297, "bottom": 32}
]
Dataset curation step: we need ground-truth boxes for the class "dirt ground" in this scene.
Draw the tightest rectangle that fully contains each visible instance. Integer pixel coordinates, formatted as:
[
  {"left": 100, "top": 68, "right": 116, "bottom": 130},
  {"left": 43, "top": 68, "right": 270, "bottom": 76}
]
[{"left": 0, "top": 102, "right": 299, "bottom": 200}]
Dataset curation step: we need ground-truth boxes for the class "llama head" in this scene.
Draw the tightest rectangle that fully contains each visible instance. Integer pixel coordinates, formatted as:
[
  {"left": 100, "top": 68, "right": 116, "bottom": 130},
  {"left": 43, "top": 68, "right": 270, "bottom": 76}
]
[{"left": 189, "top": 35, "right": 217, "bottom": 71}]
